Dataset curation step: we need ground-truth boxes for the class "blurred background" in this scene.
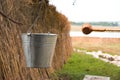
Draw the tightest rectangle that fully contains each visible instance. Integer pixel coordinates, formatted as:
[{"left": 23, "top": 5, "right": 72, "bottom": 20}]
[{"left": 50, "top": 0, "right": 120, "bottom": 55}]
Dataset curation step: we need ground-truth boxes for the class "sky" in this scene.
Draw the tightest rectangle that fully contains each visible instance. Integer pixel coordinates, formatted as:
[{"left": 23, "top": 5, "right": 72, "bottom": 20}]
[{"left": 49, "top": 0, "right": 120, "bottom": 22}]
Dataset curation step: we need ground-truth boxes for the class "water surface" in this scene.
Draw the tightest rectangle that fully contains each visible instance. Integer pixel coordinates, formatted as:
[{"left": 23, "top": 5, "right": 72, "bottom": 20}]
[{"left": 70, "top": 31, "right": 120, "bottom": 38}]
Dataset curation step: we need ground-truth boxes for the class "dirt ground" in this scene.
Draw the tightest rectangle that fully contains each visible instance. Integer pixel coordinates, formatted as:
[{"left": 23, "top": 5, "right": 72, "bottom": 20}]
[{"left": 71, "top": 25, "right": 120, "bottom": 55}]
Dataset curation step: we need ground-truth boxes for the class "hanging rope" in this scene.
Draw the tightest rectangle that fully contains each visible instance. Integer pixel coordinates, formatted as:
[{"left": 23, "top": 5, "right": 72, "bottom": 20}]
[
  {"left": 27, "top": 15, "right": 40, "bottom": 34},
  {"left": 27, "top": 0, "right": 45, "bottom": 34},
  {"left": 0, "top": 11, "right": 23, "bottom": 25}
]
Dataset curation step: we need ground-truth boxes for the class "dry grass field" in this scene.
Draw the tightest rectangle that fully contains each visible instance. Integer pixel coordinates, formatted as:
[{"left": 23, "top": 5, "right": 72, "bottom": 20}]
[{"left": 71, "top": 24, "right": 120, "bottom": 55}]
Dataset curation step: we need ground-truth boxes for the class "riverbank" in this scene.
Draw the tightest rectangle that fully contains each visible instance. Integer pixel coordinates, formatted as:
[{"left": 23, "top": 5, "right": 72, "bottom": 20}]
[
  {"left": 70, "top": 25, "right": 120, "bottom": 55},
  {"left": 71, "top": 37, "right": 120, "bottom": 55}
]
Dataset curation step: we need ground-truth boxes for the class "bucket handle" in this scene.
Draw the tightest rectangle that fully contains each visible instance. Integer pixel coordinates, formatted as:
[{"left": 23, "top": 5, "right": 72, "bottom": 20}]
[
  {"left": 27, "top": 15, "right": 51, "bottom": 36},
  {"left": 26, "top": 1, "right": 42, "bottom": 35},
  {"left": 26, "top": 0, "right": 53, "bottom": 36},
  {"left": 27, "top": 15, "right": 40, "bottom": 36}
]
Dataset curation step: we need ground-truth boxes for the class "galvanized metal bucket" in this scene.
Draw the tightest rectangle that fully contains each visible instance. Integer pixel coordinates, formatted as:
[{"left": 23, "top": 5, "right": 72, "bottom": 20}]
[{"left": 21, "top": 33, "right": 57, "bottom": 68}]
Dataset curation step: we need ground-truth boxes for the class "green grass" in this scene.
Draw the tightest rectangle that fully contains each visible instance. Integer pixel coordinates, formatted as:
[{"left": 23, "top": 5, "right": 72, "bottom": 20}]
[{"left": 57, "top": 52, "right": 120, "bottom": 80}]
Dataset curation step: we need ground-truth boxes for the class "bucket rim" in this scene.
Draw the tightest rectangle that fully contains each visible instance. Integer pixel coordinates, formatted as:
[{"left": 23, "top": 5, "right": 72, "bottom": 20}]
[{"left": 22, "top": 33, "right": 57, "bottom": 36}]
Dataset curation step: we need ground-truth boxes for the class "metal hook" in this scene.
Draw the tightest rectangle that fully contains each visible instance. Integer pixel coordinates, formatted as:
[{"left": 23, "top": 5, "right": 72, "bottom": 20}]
[{"left": 73, "top": 0, "right": 77, "bottom": 5}]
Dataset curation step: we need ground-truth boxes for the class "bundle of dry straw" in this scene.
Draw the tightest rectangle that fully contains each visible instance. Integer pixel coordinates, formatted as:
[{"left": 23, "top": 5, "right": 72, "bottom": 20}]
[{"left": 0, "top": 0, "right": 72, "bottom": 80}]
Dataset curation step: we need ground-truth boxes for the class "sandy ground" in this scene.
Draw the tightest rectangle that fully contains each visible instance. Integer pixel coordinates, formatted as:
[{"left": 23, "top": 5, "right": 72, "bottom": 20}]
[{"left": 70, "top": 24, "right": 120, "bottom": 55}]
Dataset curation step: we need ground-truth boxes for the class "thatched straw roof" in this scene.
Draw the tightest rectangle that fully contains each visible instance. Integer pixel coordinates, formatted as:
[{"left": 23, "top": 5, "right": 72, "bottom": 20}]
[{"left": 0, "top": 0, "right": 72, "bottom": 80}]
